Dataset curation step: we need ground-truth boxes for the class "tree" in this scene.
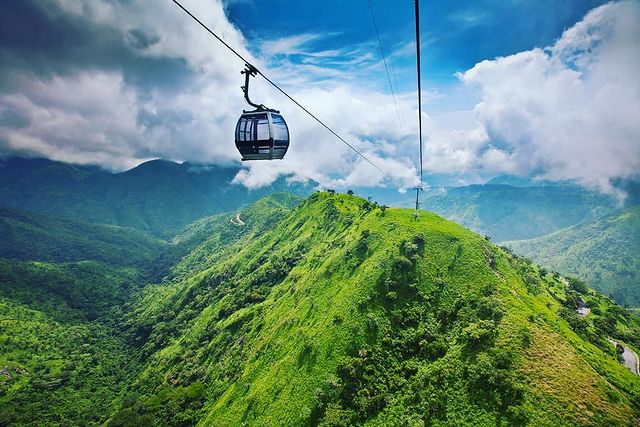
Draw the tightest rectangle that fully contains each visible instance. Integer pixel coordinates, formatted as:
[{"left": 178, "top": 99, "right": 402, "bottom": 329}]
[
  {"left": 461, "top": 320, "right": 498, "bottom": 348},
  {"left": 567, "top": 277, "right": 588, "bottom": 294}
]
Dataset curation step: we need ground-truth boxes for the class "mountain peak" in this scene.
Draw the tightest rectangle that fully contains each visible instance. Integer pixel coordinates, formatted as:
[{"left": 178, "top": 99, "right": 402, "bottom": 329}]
[
  {"left": 126, "top": 158, "right": 183, "bottom": 174},
  {"left": 119, "top": 191, "right": 640, "bottom": 425}
]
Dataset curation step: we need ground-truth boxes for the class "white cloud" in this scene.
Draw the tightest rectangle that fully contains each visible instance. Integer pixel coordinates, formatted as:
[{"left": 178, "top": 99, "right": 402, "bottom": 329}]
[
  {"left": 260, "top": 33, "right": 338, "bottom": 57},
  {"left": 0, "top": 72, "right": 143, "bottom": 169},
  {"left": 2, "top": 0, "right": 420, "bottom": 188},
  {"left": 3, "top": 0, "right": 638, "bottom": 195},
  {"left": 456, "top": 0, "right": 640, "bottom": 192}
]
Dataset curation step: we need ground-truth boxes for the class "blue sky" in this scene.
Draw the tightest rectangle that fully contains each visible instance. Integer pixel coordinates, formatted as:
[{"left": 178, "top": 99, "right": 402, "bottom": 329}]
[
  {"left": 0, "top": 0, "right": 638, "bottom": 192},
  {"left": 226, "top": 0, "right": 608, "bottom": 108}
]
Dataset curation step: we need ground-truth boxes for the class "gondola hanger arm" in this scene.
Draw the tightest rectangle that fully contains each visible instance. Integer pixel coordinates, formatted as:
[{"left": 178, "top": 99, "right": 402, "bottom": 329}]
[{"left": 241, "top": 64, "right": 276, "bottom": 112}]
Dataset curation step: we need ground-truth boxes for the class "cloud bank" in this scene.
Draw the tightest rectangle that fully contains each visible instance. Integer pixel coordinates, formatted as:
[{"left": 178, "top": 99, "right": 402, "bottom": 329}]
[
  {"left": 453, "top": 0, "right": 640, "bottom": 192},
  {"left": 0, "top": 0, "right": 638, "bottom": 193}
]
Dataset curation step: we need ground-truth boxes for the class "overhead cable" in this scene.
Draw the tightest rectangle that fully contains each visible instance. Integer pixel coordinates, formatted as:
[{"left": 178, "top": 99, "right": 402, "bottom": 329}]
[
  {"left": 367, "top": 0, "right": 404, "bottom": 134},
  {"left": 414, "top": 0, "right": 424, "bottom": 215},
  {"left": 170, "top": 0, "right": 389, "bottom": 177}
]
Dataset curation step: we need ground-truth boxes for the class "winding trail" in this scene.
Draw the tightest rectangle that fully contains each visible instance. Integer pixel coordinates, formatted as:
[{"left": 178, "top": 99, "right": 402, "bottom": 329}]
[
  {"left": 230, "top": 213, "right": 245, "bottom": 226},
  {"left": 621, "top": 345, "right": 639, "bottom": 375}
]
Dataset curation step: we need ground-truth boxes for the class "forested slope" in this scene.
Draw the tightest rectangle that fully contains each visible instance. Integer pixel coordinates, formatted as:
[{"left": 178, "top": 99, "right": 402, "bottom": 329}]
[
  {"left": 506, "top": 206, "right": 640, "bottom": 306},
  {"left": 111, "top": 193, "right": 640, "bottom": 426},
  {"left": 0, "top": 206, "right": 166, "bottom": 267},
  {"left": 1, "top": 192, "right": 639, "bottom": 426},
  {"left": 0, "top": 157, "right": 313, "bottom": 237}
]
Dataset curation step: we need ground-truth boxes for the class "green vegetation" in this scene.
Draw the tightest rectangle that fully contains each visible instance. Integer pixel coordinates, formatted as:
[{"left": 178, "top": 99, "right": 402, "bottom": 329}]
[
  {"left": 0, "top": 260, "right": 143, "bottom": 425},
  {"left": 1, "top": 192, "right": 639, "bottom": 425},
  {"left": 0, "top": 206, "right": 167, "bottom": 268},
  {"left": 422, "top": 182, "right": 619, "bottom": 241},
  {"left": 0, "top": 157, "right": 313, "bottom": 237},
  {"left": 0, "top": 208, "right": 167, "bottom": 425},
  {"left": 506, "top": 206, "right": 640, "bottom": 307}
]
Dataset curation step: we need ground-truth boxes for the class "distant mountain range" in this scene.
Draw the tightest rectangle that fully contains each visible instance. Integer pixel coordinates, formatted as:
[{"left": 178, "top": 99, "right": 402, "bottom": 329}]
[
  {"left": 506, "top": 206, "right": 640, "bottom": 307},
  {"left": 2, "top": 156, "right": 639, "bottom": 310},
  {"left": 421, "top": 183, "right": 626, "bottom": 242},
  {"left": 3, "top": 157, "right": 638, "bottom": 243},
  {"left": 356, "top": 176, "right": 637, "bottom": 243},
  {"left": 0, "top": 157, "right": 314, "bottom": 237}
]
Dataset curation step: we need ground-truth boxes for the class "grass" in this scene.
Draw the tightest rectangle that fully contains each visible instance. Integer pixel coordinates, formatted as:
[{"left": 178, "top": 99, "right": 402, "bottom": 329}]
[
  {"left": 2, "top": 192, "right": 639, "bottom": 426},
  {"left": 117, "top": 192, "right": 639, "bottom": 425}
]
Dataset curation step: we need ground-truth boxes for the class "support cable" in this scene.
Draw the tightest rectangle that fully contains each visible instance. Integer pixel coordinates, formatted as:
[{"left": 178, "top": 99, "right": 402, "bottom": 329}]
[
  {"left": 414, "top": 0, "right": 424, "bottom": 216},
  {"left": 170, "top": 0, "right": 388, "bottom": 177},
  {"left": 367, "top": 0, "right": 404, "bottom": 134}
]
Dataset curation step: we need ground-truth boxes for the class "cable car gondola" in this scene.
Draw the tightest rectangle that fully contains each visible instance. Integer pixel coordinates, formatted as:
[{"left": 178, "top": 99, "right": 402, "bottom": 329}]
[{"left": 235, "top": 64, "right": 290, "bottom": 161}]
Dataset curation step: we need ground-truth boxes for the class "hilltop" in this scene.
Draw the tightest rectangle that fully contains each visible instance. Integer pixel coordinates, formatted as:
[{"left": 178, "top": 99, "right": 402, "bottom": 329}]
[
  {"left": 1, "top": 192, "right": 639, "bottom": 426},
  {"left": 506, "top": 206, "right": 640, "bottom": 307},
  {"left": 115, "top": 193, "right": 640, "bottom": 425}
]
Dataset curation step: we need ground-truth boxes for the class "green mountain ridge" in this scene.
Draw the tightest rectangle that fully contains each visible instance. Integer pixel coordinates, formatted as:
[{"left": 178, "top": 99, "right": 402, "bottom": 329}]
[
  {"left": 1, "top": 193, "right": 639, "bottom": 425},
  {"left": 505, "top": 206, "right": 640, "bottom": 307},
  {"left": 422, "top": 183, "right": 622, "bottom": 242},
  {"left": 0, "top": 157, "right": 314, "bottom": 237},
  {"left": 0, "top": 206, "right": 167, "bottom": 268}
]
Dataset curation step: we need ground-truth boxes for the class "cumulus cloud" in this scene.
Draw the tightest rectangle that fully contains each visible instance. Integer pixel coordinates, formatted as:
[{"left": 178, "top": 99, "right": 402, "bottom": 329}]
[
  {"left": 0, "top": 0, "right": 638, "bottom": 194},
  {"left": 0, "top": 0, "right": 419, "bottom": 189},
  {"left": 0, "top": 0, "right": 251, "bottom": 167},
  {"left": 0, "top": 72, "right": 143, "bottom": 169},
  {"left": 455, "top": 0, "right": 640, "bottom": 192}
]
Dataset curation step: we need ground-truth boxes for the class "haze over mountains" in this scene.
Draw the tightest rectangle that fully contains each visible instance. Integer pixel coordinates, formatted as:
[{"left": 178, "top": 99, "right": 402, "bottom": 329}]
[
  {"left": 422, "top": 182, "right": 621, "bottom": 242},
  {"left": 0, "top": 157, "right": 314, "bottom": 237},
  {"left": 507, "top": 206, "right": 640, "bottom": 307}
]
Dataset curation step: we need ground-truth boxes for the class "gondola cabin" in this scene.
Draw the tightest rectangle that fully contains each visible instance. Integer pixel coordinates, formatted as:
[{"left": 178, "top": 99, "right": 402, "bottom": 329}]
[{"left": 235, "top": 110, "right": 289, "bottom": 161}]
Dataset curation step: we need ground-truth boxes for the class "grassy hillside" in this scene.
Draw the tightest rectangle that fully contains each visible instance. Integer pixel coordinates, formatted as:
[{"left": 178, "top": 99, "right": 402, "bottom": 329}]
[
  {"left": 422, "top": 183, "right": 619, "bottom": 241},
  {"left": 166, "top": 192, "right": 303, "bottom": 282},
  {"left": 505, "top": 206, "right": 640, "bottom": 307},
  {"left": 0, "top": 157, "right": 314, "bottom": 237},
  {"left": 1, "top": 192, "right": 639, "bottom": 425},
  {"left": 103, "top": 193, "right": 639, "bottom": 426}
]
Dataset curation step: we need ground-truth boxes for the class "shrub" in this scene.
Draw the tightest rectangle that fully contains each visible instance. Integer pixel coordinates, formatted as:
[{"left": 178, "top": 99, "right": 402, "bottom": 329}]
[
  {"left": 393, "top": 256, "right": 413, "bottom": 273},
  {"left": 567, "top": 277, "right": 588, "bottom": 294},
  {"left": 516, "top": 326, "right": 532, "bottom": 348},
  {"left": 461, "top": 320, "right": 498, "bottom": 348}
]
